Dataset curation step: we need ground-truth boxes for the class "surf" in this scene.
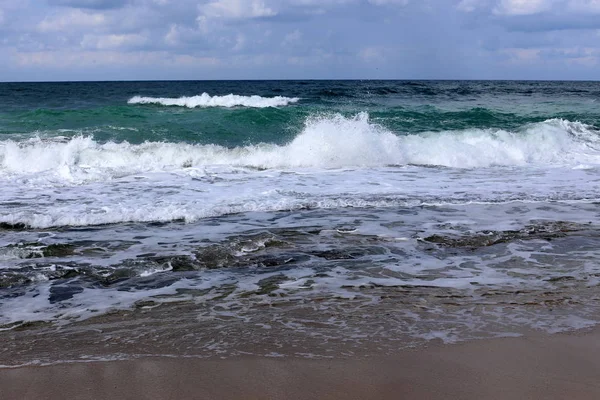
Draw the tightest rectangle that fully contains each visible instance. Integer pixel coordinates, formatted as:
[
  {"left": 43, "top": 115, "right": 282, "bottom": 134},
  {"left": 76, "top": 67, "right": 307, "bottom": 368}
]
[
  {"left": 2, "top": 113, "right": 600, "bottom": 180},
  {"left": 128, "top": 93, "right": 299, "bottom": 108}
]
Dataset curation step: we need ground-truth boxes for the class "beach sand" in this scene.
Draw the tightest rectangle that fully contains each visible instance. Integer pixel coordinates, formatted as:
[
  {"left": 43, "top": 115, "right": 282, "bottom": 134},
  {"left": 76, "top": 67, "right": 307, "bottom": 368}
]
[{"left": 3, "top": 329, "right": 600, "bottom": 400}]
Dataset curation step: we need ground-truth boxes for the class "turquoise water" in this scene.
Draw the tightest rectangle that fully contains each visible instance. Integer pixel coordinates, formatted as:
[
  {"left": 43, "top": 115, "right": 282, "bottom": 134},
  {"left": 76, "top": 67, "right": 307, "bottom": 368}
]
[{"left": 1, "top": 81, "right": 598, "bottom": 145}]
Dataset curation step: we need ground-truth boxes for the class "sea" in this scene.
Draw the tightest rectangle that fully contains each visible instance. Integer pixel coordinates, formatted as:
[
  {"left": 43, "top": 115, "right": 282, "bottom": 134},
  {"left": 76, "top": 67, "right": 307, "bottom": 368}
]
[{"left": 1, "top": 80, "right": 600, "bottom": 365}]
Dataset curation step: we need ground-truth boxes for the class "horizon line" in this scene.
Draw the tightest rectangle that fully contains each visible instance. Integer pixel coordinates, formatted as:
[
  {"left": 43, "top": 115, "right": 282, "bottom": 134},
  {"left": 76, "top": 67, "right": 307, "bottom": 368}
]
[{"left": 2, "top": 78, "right": 600, "bottom": 84}]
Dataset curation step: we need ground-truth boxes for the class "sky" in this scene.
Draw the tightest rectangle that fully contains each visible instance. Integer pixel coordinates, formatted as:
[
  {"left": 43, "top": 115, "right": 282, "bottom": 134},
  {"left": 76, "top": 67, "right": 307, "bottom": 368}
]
[{"left": 1, "top": 0, "right": 600, "bottom": 81}]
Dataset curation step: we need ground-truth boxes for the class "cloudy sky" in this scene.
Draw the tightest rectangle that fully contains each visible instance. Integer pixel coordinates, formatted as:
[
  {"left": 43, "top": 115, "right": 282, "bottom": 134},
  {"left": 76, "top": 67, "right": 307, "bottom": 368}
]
[{"left": 1, "top": 0, "right": 599, "bottom": 81}]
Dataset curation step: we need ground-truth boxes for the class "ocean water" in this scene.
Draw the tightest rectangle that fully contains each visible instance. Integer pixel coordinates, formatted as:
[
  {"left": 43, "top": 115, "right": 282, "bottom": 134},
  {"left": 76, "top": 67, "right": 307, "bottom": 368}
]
[{"left": 2, "top": 80, "right": 600, "bottom": 364}]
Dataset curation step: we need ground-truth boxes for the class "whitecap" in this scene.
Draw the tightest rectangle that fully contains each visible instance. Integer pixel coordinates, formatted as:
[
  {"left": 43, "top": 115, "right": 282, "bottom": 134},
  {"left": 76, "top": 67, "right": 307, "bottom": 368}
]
[{"left": 128, "top": 93, "right": 299, "bottom": 108}]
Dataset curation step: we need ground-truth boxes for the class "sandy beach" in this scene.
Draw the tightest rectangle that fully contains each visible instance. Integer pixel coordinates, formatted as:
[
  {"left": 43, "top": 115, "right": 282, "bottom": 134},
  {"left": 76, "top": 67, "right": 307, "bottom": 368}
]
[{"left": 3, "top": 329, "right": 600, "bottom": 400}]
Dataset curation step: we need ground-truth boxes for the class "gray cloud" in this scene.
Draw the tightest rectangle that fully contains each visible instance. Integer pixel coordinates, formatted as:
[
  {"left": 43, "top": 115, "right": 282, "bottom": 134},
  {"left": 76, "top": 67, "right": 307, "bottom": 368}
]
[{"left": 0, "top": 0, "right": 599, "bottom": 80}]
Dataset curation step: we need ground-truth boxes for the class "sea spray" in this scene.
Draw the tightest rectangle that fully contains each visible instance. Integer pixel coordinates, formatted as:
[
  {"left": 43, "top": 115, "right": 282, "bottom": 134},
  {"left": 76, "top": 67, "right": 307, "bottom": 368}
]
[{"left": 1, "top": 114, "right": 599, "bottom": 184}]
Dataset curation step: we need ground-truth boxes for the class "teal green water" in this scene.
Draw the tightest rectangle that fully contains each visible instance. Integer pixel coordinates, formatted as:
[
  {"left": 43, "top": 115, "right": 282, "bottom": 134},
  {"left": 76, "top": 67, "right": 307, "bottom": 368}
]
[{"left": 1, "top": 80, "right": 599, "bottom": 146}]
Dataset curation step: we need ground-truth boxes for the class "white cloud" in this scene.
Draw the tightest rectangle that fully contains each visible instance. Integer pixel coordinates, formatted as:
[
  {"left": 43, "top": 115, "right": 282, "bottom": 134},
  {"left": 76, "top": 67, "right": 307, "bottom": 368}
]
[
  {"left": 493, "top": 0, "right": 553, "bottom": 15},
  {"left": 3, "top": 0, "right": 600, "bottom": 80},
  {"left": 81, "top": 33, "right": 148, "bottom": 49},
  {"left": 199, "top": 0, "right": 277, "bottom": 19},
  {"left": 358, "top": 46, "right": 389, "bottom": 63},
  {"left": 162, "top": 23, "right": 206, "bottom": 47},
  {"left": 13, "top": 49, "right": 219, "bottom": 67},
  {"left": 456, "top": 0, "right": 484, "bottom": 12},
  {"left": 232, "top": 33, "right": 246, "bottom": 50},
  {"left": 460, "top": 0, "right": 600, "bottom": 14},
  {"left": 48, "top": 0, "right": 128, "bottom": 9},
  {"left": 164, "top": 24, "right": 180, "bottom": 46},
  {"left": 38, "top": 10, "right": 106, "bottom": 32},
  {"left": 282, "top": 29, "right": 302, "bottom": 46},
  {"left": 501, "top": 47, "right": 541, "bottom": 63}
]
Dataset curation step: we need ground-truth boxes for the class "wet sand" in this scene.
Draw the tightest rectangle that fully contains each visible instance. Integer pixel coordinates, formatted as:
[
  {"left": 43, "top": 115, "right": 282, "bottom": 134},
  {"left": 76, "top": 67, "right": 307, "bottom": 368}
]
[{"left": 3, "top": 329, "right": 600, "bottom": 400}]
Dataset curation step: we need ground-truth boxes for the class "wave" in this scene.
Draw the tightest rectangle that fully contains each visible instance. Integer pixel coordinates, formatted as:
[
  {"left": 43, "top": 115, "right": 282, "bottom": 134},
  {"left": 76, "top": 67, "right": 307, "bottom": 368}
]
[
  {"left": 0, "top": 197, "right": 451, "bottom": 229},
  {"left": 1, "top": 114, "right": 600, "bottom": 183},
  {"left": 3, "top": 192, "right": 598, "bottom": 229},
  {"left": 283, "top": 114, "right": 600, "bottom": 168},
  {"left": 128, "top": 93, "right": 299, "bottom": 108}
]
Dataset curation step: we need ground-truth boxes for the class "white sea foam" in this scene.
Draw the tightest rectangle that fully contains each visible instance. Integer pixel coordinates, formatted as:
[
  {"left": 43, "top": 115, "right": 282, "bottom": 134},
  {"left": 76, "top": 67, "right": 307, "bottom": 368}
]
[
  {"left": 1, "top": 114, "right": 599, "bottom": 183},
  {"left": 128, "top": 93, "right": 299, "bottom": 108},
  {"left": 1, "top": 113, "right": 600, "bottom": 228}
]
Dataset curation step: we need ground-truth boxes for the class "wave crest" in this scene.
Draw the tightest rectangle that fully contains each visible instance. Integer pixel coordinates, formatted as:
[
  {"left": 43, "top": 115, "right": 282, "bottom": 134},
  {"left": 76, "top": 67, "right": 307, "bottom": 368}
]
[
  {"left": 1, "top": 114, "right": 600, "bottom": 184},
  {"left": 128, "top": 93, "right": 299, "bottom": 108}
]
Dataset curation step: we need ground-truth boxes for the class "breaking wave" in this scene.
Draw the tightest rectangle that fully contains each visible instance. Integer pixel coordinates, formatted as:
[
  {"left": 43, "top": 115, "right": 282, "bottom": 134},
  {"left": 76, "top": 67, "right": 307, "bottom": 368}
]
[
  {"left": 128, "top": 93, "right": 299, "bottom": 108},
  {"left": 1, "top": 114, "right": 600, "bottom": 183}
]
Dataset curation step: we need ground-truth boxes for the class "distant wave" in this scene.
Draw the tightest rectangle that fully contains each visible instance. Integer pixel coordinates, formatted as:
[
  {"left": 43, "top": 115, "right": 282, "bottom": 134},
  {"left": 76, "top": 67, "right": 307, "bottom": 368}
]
[
  {"left": 128, "top": 93, "right": 299, "bottom": 108},
  {"left": 1, "top": 114, "right": 600, "bottom": 184}
]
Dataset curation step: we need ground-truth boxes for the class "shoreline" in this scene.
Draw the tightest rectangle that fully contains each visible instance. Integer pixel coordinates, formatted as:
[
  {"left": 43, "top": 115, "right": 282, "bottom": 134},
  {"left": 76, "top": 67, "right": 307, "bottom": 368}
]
[{"left": 3, "top": 329, "right": 600, "bottom": 399}]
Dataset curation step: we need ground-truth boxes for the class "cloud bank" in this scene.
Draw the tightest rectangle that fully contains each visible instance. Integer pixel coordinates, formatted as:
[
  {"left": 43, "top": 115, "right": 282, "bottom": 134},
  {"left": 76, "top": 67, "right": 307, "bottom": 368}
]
[{"left": 0, "top": 0, "right": 599, "bottom": 80}]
